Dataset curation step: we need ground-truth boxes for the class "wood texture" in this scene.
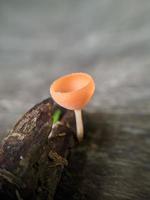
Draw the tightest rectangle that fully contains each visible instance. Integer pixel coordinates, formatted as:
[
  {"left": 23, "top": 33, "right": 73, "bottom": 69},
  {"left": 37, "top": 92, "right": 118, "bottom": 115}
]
[{"left": 0, "top": 98, "right": 76, "bottom": 200}]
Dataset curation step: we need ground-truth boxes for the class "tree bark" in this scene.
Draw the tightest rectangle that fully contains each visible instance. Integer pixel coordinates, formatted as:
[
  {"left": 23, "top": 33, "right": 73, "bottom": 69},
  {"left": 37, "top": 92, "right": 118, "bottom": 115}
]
[{"left": 0, "top": 98, "right": 77, "bottom": 200}]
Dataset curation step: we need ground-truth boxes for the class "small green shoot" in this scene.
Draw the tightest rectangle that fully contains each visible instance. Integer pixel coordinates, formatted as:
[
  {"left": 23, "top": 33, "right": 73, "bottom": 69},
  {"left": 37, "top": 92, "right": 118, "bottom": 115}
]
[{"left": 52, "top": 109, "right": 61, "bottom": 124}]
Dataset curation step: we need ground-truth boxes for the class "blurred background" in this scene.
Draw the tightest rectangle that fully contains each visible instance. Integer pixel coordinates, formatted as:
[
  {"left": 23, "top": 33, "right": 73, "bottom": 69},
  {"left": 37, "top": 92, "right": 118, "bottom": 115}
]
[{"left": 0, "top": 0, "right": 150, "bottom": 136}]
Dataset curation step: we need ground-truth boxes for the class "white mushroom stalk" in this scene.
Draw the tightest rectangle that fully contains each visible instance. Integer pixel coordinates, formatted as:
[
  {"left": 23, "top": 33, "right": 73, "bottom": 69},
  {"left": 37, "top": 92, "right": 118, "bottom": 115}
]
[{"left": 74, "top": 110, "right": 84, "bottom": 142}]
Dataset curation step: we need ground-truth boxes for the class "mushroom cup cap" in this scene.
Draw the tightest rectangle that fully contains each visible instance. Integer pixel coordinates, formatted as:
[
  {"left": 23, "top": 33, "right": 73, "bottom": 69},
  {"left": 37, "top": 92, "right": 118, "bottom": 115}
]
[{"left": 50, "top": 72, "right": 95, "bottom": 110}]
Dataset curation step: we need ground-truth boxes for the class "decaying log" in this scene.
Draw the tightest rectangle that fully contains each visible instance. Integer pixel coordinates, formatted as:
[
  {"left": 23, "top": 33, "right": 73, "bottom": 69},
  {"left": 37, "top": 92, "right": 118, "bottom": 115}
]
[{"left": 0, "top": 98, "right": 77, "bottom": 200}]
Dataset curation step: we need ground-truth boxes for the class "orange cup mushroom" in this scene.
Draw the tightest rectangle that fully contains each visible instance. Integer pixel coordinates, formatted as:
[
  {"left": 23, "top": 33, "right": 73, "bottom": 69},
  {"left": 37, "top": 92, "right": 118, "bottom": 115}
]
[{"left": 50, "top": 72, "right": 95, "bottom": 142}]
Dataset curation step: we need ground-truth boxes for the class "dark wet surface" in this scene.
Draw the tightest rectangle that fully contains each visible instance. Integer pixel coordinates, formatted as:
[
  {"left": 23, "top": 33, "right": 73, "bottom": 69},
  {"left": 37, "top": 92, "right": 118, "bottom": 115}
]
[{"left": 55, "top": 112, "right": 150, "bottom": 200}]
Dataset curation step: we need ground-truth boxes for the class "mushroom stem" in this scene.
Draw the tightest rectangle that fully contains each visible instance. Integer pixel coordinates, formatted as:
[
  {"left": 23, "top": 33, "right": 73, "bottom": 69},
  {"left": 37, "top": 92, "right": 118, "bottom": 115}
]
[{"left": 74, "top": 109, "right": 84, "bottom": 142}]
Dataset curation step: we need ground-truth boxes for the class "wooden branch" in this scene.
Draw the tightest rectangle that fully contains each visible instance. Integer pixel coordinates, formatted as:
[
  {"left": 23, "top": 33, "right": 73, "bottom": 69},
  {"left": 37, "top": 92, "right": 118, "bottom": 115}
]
[{"left": 0, "top": 98, "right": 77, "bottom": 200}]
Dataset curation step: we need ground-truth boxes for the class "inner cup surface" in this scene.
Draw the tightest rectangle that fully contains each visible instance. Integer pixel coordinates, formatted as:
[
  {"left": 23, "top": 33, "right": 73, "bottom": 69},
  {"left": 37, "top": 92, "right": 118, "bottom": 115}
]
[{"left": 53, "top": 73, "right": 91, "bottom": 93}]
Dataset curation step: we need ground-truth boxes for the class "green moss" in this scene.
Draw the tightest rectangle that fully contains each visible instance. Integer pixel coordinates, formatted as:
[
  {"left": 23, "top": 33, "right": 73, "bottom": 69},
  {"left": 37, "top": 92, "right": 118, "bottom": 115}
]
[{"left": 52, "top": 109, "right": 62, "bottom": 124}]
